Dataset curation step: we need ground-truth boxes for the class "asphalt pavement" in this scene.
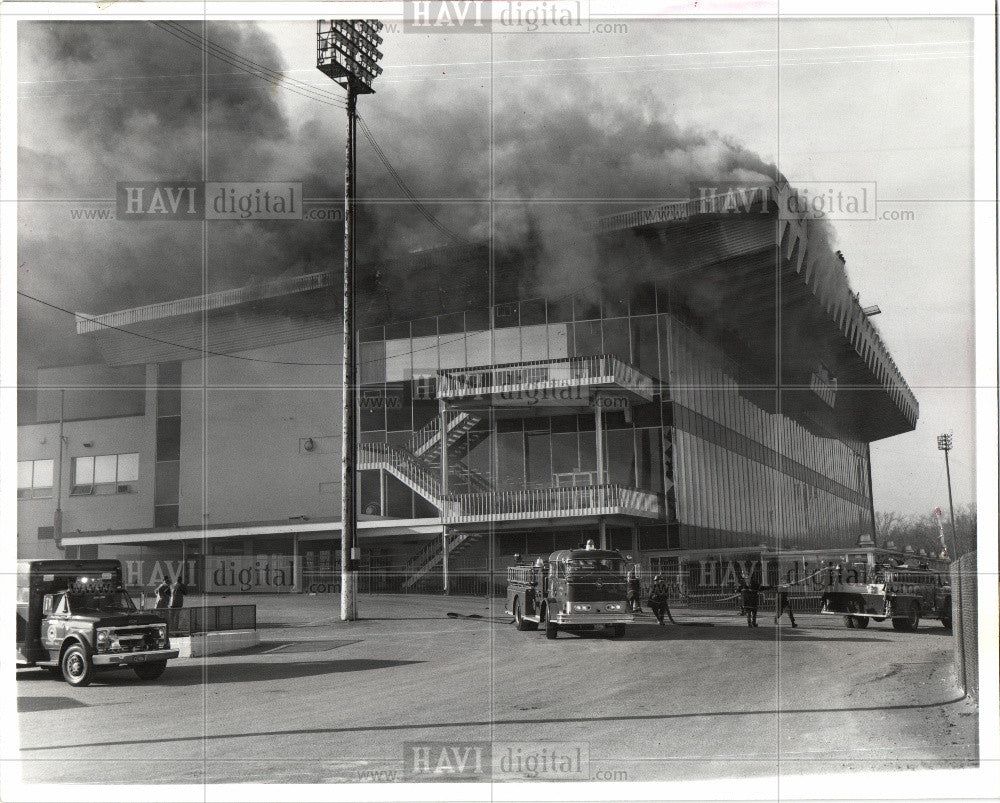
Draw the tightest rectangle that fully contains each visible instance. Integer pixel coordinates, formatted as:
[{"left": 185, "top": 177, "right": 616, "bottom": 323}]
[{"left": 14, "top": 592, "right": 978, "bottom": 785}]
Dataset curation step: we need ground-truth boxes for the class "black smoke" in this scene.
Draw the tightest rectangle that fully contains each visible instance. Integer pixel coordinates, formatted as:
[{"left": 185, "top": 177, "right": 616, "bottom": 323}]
[{"left": 18, "top": 21, "right": 849, "bottom": 419}]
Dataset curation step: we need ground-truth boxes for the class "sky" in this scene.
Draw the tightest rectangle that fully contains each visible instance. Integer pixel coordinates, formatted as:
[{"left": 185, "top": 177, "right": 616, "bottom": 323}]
[{"left": 14, "top": 17, "right": 980, "bottom": 517}]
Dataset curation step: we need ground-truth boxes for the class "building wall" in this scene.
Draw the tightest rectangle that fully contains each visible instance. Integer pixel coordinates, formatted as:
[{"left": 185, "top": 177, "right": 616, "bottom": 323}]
[
  {"left": 666, "top": 316, "right": 872, "bottom": 551},
  {"left": 177, "top": 334, "right": 343, "bottom": 527},
  {"left": 34, "top": 364, "right": 146, "bottom": 423},
  {"left": 17, "top": 412, "right": 156, "bottom": 559}
]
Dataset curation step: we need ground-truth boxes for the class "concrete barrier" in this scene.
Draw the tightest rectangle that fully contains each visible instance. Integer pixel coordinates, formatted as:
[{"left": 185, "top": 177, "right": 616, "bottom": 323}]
[{"left": 171, "top": 629, "right": 259, "bottom": 658}]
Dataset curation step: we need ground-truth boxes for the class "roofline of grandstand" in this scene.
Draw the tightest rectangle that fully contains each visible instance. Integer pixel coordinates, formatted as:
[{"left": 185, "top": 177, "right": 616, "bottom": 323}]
[
  {"left": 69, "top": 180, "right": 916, "bottom": 427},
  {"left": 74, "top": 271, "right": 337, "bottom": 335}
]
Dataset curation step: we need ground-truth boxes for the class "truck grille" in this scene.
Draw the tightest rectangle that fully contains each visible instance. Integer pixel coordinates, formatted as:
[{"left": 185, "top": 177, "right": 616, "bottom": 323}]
[{"left": 106, "top": 626, "right": 161, "bottom": 653}]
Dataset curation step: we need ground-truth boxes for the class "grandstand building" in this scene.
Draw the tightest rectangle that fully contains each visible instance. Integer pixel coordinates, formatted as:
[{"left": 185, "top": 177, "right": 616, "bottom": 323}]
[{"left": 17, "top": 182, "right": 918, "bottom": 593}]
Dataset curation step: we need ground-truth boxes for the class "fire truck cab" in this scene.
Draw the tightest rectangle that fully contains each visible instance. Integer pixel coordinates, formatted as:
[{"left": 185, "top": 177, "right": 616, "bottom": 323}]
[{"left": 506, "top": 546, "right": 633, "bottom": 639}]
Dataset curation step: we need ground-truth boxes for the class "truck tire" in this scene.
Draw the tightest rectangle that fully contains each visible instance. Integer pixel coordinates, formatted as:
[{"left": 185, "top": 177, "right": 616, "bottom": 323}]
[
  {"left": 852, "top": 616, "right": 869, "bottom": 629},
  {"left": 941, "top": 600, "right": 952, "bottom": 630},
  {"left": 513, "top": 598, "right": 536, "bottom": 632},
  {"left": 542, "top": 605, "right": 558, "bottom": 640},
  {"left": 843, "top": 615, "right": 856, "bottom": 629},
  {"left": 892, "top": 603, "right": 920, "bottom": 632},
  {"left": 61, "top": 643, "right": 94, "bottom": 687},
  {"left": 134, "top": 661, "right": 168, "bottom": 681}
]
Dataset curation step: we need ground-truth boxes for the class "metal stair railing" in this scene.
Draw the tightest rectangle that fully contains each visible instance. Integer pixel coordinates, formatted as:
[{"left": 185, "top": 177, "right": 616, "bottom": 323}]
[
  {"left": 403, "top": 531, "right": 482, "bottom": 588},
  {"left": 410, "top": 411, "right": 483, "bottom": 458},
  {"left": 357, "top": 442, "right": 443, "bottom": 505}
]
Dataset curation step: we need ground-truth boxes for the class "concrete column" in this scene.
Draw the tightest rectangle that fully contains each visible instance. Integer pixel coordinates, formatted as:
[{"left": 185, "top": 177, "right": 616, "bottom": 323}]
[
  {"left": 442, "top": 529, "right": 450, "bottom": 595},
  {"left": 594, "top": 397, "right": 604, "bottom": 484},
  {"left": 440, "top": 400, "right": 449, "bottom": 595},
  {"left": 379, "top": 469, "right": 387, "bottom": 517},
  {"left": 439, "top": 400, "right": 449, "bottom": 499}
]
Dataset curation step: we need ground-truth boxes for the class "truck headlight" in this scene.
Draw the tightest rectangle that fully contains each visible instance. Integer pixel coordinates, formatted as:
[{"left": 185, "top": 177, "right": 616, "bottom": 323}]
[
  {"left": 572, "top": 604, "right": 592, "bottom": 612},
  {"left": 96, "top": 628, "right": 111, "bottom": 652},
  {"left": 156, "top": 624, "right": 168, "bottom": 647},
  {"left": 605, "top": 603, "right": 622, "bottom": 611}
]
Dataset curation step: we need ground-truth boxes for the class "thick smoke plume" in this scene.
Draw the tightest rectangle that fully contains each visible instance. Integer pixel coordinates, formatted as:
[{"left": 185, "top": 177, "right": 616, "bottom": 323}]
[{"left": 18, "top": 21, "right": 849, "bottom": 409}]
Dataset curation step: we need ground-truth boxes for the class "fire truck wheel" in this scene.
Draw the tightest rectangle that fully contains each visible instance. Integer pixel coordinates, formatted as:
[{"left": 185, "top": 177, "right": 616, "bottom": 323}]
[
  {"left": 60, "top": 643, "right": 94, "bottom": 687},
  {"left": 134, "top": 661, "right": 168, "bottom": 680},
  {"left": 892, "top": 604, "right": 920, "bottom": 632},
  {"left": 513, "top": 598, "right": 536, "bottom": 631},
  {"left": 843, "top": 616, "right": 856, "bottom": 629},
  {"left": 542, "top": 606, "right": 558, "bottom": 639},
  {"left": 852, "top": 616, "right": 869, "bottom": 629}
]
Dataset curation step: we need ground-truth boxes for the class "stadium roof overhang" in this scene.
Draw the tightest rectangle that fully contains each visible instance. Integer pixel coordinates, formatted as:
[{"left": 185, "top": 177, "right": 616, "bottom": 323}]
[{"left": 597, "top": 184, "right": 918, "bottom": 442}]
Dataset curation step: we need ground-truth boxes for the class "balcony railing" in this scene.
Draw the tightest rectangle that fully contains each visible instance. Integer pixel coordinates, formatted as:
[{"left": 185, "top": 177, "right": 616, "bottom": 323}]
[
  {"left": 443, "top": 483, "right": 663, "bottom": 524},
  {"left": 437, "top": 354, "right": 656, "bottom": 404}
]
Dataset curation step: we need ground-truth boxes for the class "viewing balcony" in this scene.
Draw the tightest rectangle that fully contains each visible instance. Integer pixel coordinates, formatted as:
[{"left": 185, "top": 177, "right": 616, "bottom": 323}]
[
  {"left": 442, "top": 484, "right": 663, "bottom": 525},
  {"left": 437, "top": 354, "right": 657, "bottom": 410}
]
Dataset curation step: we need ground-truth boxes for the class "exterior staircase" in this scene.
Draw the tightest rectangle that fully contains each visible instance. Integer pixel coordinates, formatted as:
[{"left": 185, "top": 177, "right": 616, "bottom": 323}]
[
  {"left": 357, "top": 442, "right": 445, "bottom": 506},
  {"left": 358, "top": 410, "right": 493, "bottom": 510},
  {"left": 402, "top": 531, "right": 484, "bottom": 589},
  {"left": 409, "top": 411, "right": 488, "bottom": 462}
]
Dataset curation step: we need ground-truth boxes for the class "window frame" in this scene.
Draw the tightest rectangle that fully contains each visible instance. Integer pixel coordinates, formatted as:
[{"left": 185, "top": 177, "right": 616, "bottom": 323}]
[
  {"left": 17, "top": 458, "right": 55, "bottom": 499},
  {"left": 71, "top": 452, "right": 140, "bottom": 496}
]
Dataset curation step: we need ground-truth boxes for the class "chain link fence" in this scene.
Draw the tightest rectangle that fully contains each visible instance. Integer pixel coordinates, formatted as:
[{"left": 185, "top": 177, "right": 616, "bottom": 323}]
[{"left": 950, "top": 551, "right": 978, "bottom": 699}]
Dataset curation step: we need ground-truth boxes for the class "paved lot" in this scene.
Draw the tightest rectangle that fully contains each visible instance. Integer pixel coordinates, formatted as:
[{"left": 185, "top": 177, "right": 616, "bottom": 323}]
[{"left": 14, "top": 593, "right": 978, "bottom": 785}]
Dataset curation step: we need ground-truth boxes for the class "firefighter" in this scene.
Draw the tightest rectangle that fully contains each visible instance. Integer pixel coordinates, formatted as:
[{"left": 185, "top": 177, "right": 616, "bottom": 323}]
[
  {"left": 740, "top": 577, "right": 759, "bottom": 628},
  {"left": 153, "top": 578, "right": 171, "bottom": 609},
  {"left": 169, "top": 576, "right": 187, "bottom": 609},
  {"left": 648, "top": 574, "right": 672, "bottom": 625},
  {"left": 773, "top": 585, "right": 797, "bottom": 627},
  {"left": 627, "top": 570, "right": 643, "bottom": 614}
]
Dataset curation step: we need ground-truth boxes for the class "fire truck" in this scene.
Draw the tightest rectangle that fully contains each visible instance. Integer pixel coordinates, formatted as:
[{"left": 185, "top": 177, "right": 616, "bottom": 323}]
[
  {"left": 505, "top": 547, "right": 633, "bottom": 639},
  {"left": 820, "top": 562, "right": 952, "bottom": 632},
  {"left": 16, "top": 559, "right": 179, "bottom": 686}
]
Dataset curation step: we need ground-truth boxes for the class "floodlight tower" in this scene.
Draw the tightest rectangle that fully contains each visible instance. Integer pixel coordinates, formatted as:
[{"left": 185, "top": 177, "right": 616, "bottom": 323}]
[
  {"left": 317, "top": 20, "right": 384, "bottom": 621},
  {"left": 936, "top": 433, "right": 959, "bottom": 559}
]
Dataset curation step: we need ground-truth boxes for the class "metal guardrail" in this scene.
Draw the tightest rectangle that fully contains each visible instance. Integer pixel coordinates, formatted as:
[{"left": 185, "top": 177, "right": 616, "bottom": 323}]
[
  {"left": 148, "top": 605, "right": 257, "bottom": 636},
  {"left": 358, "top": 442, "right": 443, "bottom": 501},
  {"left": 437, "top": 354, "right": 655, "bottom": 402},
  {"left": 445, "top": 483, "right": 663, "bottom": 523},
  {"left": 75, "top": 271, "right": 332, "bottom": 334}
]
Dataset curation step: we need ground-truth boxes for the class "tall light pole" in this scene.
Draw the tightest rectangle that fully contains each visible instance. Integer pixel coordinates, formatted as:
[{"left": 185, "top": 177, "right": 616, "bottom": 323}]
[
  {"left": 317, "top": 19, "right": 384, "bottom": 621},
  {"left": 936, "top": 433, "right": 959, "bottom": 559}
]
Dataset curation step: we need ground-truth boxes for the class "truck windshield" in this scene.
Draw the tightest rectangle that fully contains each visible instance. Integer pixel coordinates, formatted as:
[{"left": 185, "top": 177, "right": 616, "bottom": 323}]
[
  {"left": 65, "top": 591, "right": 136, "bottom": 614},
  {"left": 567, "top": 559, "right": 623, "bottom": 573}
]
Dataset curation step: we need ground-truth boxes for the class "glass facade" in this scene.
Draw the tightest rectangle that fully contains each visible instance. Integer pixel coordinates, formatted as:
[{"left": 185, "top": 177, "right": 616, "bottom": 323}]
[{"left": 356, "top": 292, "right": 873, "bottom": 555}]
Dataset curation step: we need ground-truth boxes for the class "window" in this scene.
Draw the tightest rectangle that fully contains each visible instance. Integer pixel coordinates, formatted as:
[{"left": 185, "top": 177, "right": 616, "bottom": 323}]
[
  {"left": 17, "top": 459, "right": 54, "bottom": 499},
  {"left": 71, "top": 453, "right": 139, "bottom": 495}
]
